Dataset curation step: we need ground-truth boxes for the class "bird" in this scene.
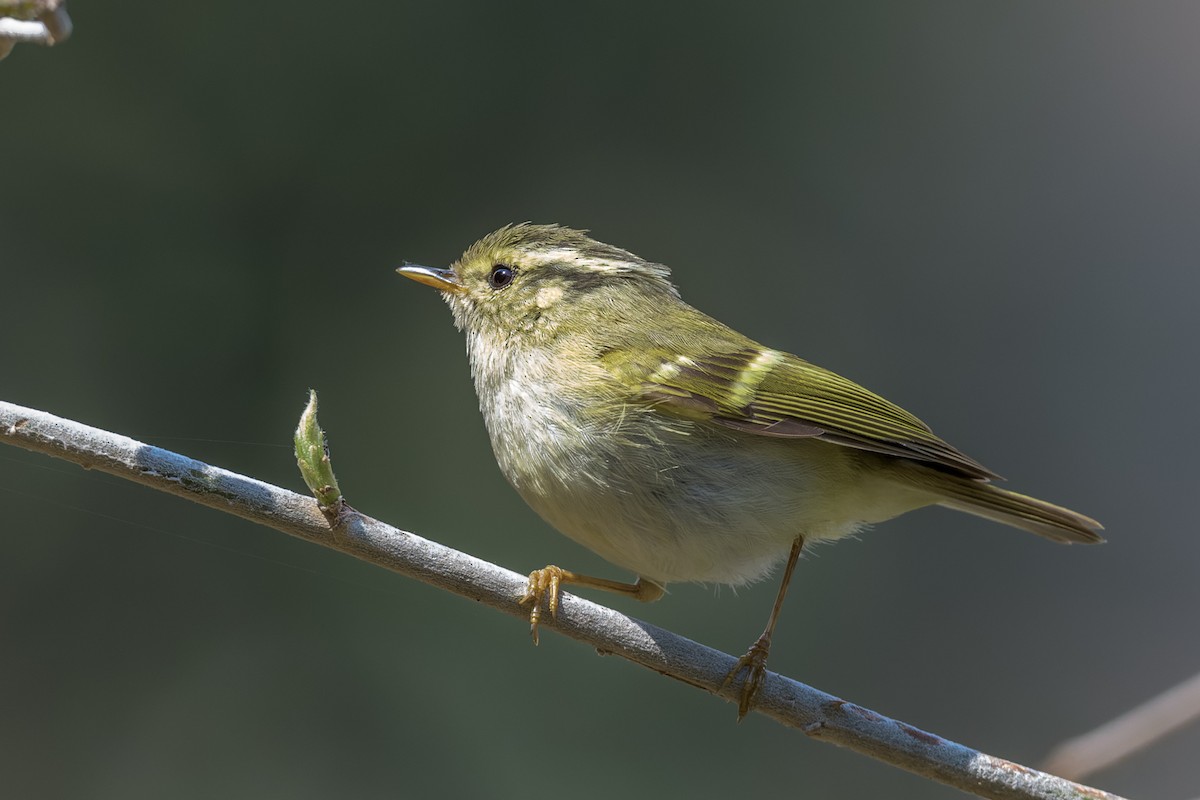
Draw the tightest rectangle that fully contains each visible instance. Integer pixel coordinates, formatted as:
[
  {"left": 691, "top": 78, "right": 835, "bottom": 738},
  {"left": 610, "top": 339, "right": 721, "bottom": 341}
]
[{"left": 397, "top": 223, "right": 1102, "bottom": 718}]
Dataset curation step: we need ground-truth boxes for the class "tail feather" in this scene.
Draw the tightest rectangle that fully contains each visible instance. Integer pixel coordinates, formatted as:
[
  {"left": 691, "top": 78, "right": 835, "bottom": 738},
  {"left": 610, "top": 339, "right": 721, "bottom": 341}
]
[{"left": 894, "top": 465, "right": 1104, "bottom": 544}]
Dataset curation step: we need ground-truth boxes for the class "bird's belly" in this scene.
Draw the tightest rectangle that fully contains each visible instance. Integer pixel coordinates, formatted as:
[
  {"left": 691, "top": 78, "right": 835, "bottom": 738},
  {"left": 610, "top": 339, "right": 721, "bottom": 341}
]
[
  {"left": 520, "top": 454, "right": 820, "bottom": 586},
  {"left": 487, "top": 398, "right": 923, "bottom": 586}
]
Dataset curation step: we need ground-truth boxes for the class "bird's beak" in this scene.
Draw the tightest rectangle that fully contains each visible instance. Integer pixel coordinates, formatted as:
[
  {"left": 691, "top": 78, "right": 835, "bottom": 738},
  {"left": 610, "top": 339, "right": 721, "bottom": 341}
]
[{"left": 396, "top": 263, "right": 464, "bottom": 294}]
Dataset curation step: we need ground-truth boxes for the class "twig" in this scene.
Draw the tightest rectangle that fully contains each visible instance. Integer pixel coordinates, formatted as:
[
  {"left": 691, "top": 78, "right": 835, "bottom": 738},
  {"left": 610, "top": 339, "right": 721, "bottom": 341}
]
[
  {"left": 0, "top": 0, "right": 71, "bottom": 60},
  {"left": 0, "top": 399, "right": 1123, "bottom": 800},
  {"left": 1044, "top": 669, "right": 1200, "bottom": 780}
]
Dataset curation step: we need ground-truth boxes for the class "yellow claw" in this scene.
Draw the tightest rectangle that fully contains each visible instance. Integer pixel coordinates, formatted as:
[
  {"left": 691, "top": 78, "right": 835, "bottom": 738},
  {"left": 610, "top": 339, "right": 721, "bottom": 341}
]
[
  {"left": 518, "top": 566, "right": 665, "bottom": 645},
  {"left": 519, "top": 565, "right": 568, "bottom": 645}
]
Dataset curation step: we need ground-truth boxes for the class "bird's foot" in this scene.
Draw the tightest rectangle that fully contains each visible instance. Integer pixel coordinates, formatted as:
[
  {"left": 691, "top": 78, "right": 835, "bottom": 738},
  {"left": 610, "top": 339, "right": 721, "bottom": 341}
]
[
  {"left": 519, "top": 564, "right": 567, "bottom": 645},
  {"left": 721, "top": 632, "right": 773, "bottom": 721}
]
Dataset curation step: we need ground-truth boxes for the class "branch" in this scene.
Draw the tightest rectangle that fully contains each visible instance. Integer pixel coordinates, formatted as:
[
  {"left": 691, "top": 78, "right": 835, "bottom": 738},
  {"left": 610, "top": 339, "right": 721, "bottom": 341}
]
[
  {"left": 0, "top": 399, "right": 1123, "bottom": 800},
  {"left": 1044, "top": 669, "right": 1200, "bottom": 780},
  {"left": 0, "top": 0, "right": 72, "bottom": 60}
]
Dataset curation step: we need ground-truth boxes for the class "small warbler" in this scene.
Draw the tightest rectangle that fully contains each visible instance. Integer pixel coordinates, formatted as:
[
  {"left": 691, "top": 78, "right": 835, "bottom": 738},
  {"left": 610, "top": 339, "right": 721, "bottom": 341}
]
[{"left": 398, "top": 223, "right": 1102, "bottom": 718}]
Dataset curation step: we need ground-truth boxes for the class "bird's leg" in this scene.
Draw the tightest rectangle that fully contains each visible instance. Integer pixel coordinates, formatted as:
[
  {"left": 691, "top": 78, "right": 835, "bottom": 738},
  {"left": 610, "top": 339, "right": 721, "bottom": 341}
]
[
  {"left": 520, "top": 565, "right": 665, "bottom": 644},
  {"left": 722, "top": 535, "right": 806, "bottom": 720}
]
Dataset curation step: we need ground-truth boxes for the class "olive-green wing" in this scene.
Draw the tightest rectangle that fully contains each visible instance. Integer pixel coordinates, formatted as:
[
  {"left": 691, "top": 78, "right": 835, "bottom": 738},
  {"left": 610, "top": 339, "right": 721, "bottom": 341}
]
[{"left": 617, "top": 344, "right": 998, "bottom": 481}]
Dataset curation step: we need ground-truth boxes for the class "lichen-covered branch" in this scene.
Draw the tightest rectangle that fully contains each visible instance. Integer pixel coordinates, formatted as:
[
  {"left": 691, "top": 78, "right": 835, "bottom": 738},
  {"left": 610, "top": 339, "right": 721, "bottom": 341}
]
[{"left": 0, "top": 399, "right": 1124, "bottom": 800}]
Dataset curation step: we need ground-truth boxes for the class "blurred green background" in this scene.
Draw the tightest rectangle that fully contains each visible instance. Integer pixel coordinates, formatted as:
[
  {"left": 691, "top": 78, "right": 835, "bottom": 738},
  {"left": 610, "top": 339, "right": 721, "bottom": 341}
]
[{"left": 3, "top": 2, "right": 1198, "bottom": 798}]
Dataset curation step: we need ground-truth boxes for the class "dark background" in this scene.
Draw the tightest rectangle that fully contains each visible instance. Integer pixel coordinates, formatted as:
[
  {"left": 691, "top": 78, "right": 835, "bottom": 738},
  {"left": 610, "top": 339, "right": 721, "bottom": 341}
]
[{"left": 3, "top": 3, "right": 1197, "bottom": 798}]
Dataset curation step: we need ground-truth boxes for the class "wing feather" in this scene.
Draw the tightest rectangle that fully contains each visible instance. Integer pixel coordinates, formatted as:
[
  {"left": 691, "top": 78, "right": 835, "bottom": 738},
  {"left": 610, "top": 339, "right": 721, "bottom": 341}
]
[{"left": 617, "top": 344, "right": 998, "bottom": 481}]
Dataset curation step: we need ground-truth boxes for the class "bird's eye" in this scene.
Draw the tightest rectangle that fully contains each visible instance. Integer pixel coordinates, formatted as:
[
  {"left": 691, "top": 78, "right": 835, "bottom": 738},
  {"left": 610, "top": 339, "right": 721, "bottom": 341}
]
[{"left": 488, "top": 264, "right": 516, "bottom": 289}]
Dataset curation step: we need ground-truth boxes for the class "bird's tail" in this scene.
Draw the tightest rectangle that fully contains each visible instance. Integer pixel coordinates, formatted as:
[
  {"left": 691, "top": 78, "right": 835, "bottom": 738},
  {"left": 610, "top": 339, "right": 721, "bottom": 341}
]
[{"left": 891, "top": 464, "right": 1104, "bottom": 544}]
